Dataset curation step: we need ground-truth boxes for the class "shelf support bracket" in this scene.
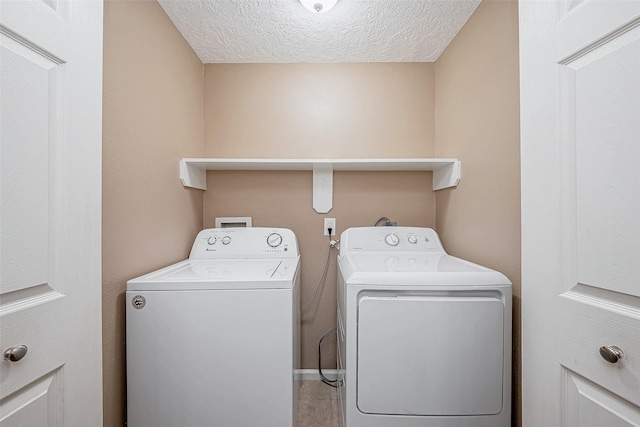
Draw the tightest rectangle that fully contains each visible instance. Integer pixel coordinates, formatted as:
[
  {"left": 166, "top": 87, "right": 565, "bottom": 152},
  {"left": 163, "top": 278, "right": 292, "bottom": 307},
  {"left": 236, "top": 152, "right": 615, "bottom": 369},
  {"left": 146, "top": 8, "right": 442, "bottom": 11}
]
[
  {"left": 432, "top": 160, "right": 461, "bottom": 191},
  {"left": 312, "top": 164, "right": 333, "bottom": 213},
  {"left": 180, "top": 159, "right": 207, "bottom": 190}
]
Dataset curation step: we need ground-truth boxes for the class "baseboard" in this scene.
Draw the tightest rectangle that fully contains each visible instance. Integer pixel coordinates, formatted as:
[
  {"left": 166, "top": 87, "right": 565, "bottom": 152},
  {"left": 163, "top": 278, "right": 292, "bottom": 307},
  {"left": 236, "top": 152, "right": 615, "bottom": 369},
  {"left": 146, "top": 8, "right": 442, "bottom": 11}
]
[{"left": 295, "top": 369, "right": 338, "bottom": 381}]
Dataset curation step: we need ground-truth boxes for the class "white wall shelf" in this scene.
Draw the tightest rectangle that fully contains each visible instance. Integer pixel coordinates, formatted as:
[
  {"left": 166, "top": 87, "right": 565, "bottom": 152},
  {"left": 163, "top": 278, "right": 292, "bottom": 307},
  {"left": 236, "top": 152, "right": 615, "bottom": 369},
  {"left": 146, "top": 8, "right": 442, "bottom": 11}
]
[{"left": 180, "top": 158, "right": 461, "bottom": 213}]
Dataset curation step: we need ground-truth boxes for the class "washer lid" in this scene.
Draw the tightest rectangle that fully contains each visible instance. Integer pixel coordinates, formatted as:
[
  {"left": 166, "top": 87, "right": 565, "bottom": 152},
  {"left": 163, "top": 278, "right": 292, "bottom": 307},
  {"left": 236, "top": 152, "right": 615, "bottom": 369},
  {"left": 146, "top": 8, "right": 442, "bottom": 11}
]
[{"left": 127, "top": 257, "right": 299, "bottom": 291}]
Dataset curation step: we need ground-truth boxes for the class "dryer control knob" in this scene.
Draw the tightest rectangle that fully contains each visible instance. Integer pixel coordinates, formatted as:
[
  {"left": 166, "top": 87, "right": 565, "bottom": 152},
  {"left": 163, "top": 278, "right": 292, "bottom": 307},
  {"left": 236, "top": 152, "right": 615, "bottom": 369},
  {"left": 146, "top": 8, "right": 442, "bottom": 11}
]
[
  {"left": 408, "top": 235, "right": 418, "bottom": 244},
  {"left": 221, "top": 236, "right": 231, "bottom": 245},
  {"left": 385, "top": 233, "right": 400, "bottom": 246},
  {"left": 207, "top": 236, "right": 217, "bottom": 245},
  {"left": 267, "top": 233, "right": 283, "bottom": 248}
]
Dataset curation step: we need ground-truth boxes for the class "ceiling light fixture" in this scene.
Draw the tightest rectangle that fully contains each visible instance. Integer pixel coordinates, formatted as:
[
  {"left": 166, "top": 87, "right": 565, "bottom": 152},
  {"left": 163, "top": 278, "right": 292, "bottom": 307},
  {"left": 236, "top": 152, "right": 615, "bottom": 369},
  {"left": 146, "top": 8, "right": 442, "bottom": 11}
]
[{"left": 299, "top": 0, "right": 337, "bottom": 13}]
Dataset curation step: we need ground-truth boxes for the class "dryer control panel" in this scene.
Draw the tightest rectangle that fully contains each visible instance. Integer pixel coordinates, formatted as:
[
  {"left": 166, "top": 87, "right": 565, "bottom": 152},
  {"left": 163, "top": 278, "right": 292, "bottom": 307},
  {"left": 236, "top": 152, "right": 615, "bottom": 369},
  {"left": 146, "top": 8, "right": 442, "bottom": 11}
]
[
  {"left": 189, "top": 227, "right": 299, "bottom": 259},
  {"left": 339, "top": 227, "right": 445, "bottom": 254}
]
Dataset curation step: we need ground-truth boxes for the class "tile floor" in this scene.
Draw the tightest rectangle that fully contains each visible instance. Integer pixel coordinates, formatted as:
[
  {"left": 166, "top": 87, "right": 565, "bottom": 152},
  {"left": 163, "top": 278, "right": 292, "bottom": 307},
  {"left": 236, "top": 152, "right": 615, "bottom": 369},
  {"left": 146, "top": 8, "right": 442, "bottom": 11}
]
[{"left": 297, "top": 380, "right": 339, "bottom": 427}]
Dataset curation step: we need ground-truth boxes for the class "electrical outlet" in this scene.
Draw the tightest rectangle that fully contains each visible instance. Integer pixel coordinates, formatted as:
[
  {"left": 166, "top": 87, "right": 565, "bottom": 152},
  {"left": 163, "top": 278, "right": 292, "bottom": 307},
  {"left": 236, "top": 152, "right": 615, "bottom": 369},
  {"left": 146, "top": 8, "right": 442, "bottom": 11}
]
[{"left": 324, "top": 218, "right": 336, "bottom": 236}]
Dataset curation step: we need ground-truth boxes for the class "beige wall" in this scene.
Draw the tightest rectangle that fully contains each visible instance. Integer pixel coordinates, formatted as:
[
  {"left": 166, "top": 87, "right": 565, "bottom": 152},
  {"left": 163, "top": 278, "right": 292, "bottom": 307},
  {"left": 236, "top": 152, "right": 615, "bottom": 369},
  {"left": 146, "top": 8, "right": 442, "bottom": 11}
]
[
  {"left": 205, "top": 63, "right": 435, "bottom": 158},
  {"left": 203, "top": 63, "right": 436, "bottom": 368},
  {"left": 102, "top": 0, "right": 204, "bottom": 425},
  {"left": 434, "top": 0, "right": 521, "bottom": 425}
]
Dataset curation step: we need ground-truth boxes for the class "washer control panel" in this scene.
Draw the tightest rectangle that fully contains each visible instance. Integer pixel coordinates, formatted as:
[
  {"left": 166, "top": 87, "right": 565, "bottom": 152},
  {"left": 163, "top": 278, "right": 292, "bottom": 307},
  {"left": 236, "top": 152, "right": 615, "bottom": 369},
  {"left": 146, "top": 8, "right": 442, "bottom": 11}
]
[
  {"left": 340, "top": 227, "right": 445, "bottom": 253},
  {"left": 189, "top": 227, "right": 299, "bottom": 259}
]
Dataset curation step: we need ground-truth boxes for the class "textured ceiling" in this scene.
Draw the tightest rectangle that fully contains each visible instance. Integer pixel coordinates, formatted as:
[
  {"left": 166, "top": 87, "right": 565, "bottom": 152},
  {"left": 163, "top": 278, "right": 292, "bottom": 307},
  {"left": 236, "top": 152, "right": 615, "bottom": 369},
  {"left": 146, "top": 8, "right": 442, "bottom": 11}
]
[{"left": 158, "top": 0, "right": 481, "bottom": 63}]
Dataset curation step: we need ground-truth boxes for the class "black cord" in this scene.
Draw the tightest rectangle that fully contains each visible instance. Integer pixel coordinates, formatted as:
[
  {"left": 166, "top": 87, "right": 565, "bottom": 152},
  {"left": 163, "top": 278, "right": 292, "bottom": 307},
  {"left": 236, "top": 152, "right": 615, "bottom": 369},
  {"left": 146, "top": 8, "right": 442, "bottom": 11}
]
[
  {"left": 374, "top": 217, "right": 391, "bottom": 226},
  {"left": 307, "top": 229, "right": 339, "bottom": 387},
  {"left": 318, "top": 328, "right": 338, "bottom": 387}
]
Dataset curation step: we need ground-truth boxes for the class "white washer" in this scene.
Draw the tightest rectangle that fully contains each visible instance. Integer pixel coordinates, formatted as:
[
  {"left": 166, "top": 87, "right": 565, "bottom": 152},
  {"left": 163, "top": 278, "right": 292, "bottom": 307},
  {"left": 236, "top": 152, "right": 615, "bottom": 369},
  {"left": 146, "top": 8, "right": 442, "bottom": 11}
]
[
  {"left": 126, "top": 227, "right": 301, "bottom": 427},
  {"left": 337, "top": 227, "right": 512, "bottom": 427}
]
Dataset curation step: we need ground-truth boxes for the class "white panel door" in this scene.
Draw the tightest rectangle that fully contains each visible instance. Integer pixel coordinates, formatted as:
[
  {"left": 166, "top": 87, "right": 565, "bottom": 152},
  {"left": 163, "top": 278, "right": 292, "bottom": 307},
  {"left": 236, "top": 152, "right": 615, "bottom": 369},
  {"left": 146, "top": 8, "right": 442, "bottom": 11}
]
[
  {"left": 0, "top": 0, "right": 103, "bottom": 425},
  {"left": 520, "top": 1, "right": 640, "bottom": 425}
]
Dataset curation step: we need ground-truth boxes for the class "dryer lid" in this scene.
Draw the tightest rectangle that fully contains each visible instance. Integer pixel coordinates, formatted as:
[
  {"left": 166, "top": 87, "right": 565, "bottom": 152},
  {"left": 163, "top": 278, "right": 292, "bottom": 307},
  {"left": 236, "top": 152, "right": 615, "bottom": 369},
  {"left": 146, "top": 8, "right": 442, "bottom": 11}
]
[
  {"left": 339, "top": 254, "right": 511, "bottom": 286},
  {"left": 348, "top": 253, "right": 486, "bottom": 273}
]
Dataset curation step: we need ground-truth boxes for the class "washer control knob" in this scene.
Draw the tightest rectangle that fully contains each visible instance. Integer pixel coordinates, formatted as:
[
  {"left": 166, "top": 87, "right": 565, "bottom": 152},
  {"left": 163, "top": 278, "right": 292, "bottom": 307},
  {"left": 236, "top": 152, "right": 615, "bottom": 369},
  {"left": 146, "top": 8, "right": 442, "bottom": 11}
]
[
  {"left": 267, "top": 233, "right": 283, "bottom": 248},
  {"left": 207, "top": 236, "right": 217, "bottom": 245},
  {"left": 408, "top": 235, "right": 418, "bottom": 244},
  {"left": 221, "top": 236, "right": 231, "bottom": 245},
  {"left": 384, "top": 233, "right": 400, "bottom": 246}
]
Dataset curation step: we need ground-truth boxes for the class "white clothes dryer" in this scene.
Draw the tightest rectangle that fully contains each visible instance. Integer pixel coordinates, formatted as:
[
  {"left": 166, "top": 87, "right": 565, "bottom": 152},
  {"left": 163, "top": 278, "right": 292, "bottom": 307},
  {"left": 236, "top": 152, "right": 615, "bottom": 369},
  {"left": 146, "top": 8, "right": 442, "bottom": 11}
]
[
  {"left": 337, "top": 227, "right": 512, "bottom": 427},
  {"left": 126, "top": 227, "right": 301, "bottom": 427}
]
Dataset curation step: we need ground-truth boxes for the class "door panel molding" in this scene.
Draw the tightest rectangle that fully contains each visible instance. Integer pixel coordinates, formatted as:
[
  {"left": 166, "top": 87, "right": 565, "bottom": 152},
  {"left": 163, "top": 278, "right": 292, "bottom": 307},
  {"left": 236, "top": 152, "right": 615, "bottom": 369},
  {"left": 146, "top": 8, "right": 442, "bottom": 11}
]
[{"left": 562, "top": 368, "right": 640, "bottom": 426}]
